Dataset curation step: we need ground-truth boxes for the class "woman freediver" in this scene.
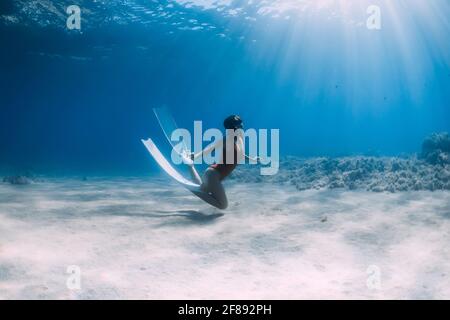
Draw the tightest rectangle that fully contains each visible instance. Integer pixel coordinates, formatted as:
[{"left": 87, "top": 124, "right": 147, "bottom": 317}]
[{"left": 184, "top": 115, "right": 258, "bottom": 210}]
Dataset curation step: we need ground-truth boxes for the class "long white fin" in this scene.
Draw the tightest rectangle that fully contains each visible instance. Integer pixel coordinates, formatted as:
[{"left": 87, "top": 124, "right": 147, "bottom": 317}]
[
  {"left": 142, "top": 138, "right": 200, "bottom": 191},
  {"left": 153, "top": 106, "right": 188, "bottom": 157}
]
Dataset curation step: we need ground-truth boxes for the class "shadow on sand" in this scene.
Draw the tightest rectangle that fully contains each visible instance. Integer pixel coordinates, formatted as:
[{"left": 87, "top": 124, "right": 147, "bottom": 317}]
[
  {"left": 105, "top": 210, "right": 224, "bottom": 223},
  {"left": 153, "top": 210, "right": 224, "bottom": 222}
]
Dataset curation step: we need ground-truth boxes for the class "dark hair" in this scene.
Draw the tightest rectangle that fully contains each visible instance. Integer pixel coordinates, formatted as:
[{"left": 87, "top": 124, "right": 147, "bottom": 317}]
[{"left": 224, "top": 115, "right": 243, "bottom": 130}]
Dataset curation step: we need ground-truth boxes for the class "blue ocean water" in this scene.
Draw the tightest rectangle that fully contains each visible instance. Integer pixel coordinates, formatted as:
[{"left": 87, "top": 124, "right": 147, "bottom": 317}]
[{"left": 0, "top": 0, "right": 449, "bottom": 175}]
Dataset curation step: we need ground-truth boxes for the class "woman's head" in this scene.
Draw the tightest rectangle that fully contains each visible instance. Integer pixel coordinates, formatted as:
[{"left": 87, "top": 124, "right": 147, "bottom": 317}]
[{"left": 223, "top": 115, "right": 244, "bottom": 130}]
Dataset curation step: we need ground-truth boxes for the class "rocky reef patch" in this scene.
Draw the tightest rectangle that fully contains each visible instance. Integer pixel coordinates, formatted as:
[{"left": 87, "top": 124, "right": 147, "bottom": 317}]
[
  {"left": 2, "top": 175, "right": 34, "bottom": 185},
  {"left": 231, "top": 132, "right": 450, "bottom": 192},
  {"left": 420, "top": 132, "right": 450, "bottom": 165}
]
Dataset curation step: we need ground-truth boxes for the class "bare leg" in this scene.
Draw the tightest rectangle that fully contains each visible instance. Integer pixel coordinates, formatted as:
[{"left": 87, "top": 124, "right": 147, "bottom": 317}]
[
  {"left": 192, "top": 168, "right": 228, "bottom": 210},
  {"left": 187, "top": 165, "right": 202, "bottom": 185}
]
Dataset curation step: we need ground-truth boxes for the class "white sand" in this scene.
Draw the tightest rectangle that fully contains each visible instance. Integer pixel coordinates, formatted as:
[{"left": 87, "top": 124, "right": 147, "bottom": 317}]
[{"left": 0, "top": 177, "right": 449, "bottom": 299}]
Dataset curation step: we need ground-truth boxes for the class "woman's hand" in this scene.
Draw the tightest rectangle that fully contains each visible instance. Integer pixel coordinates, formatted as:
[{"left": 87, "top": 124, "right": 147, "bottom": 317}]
[
  {"left": 181, "top": 150, "right": 195, "bottom": 166},
  {"left": 245, "top": 154, "right": 261, "bottom": 164}
]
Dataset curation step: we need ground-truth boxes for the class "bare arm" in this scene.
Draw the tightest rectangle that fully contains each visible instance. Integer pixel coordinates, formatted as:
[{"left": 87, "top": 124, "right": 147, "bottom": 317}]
[
  {"left": 192, "top": 138, "right": 223, "bottom": 160},
  {"left": 244, "top": 154, "right": 260, "bottom": 162}
]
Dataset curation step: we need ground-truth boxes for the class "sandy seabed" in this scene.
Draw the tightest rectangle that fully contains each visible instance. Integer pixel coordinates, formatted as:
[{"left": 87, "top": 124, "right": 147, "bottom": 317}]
[{"left": 0, "top": 177, "right": 449, "bottom": 299}]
